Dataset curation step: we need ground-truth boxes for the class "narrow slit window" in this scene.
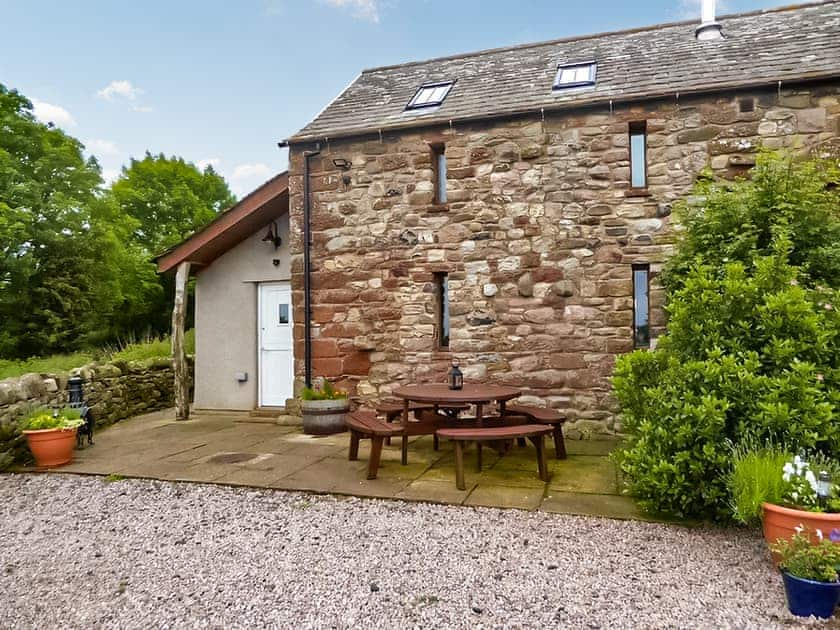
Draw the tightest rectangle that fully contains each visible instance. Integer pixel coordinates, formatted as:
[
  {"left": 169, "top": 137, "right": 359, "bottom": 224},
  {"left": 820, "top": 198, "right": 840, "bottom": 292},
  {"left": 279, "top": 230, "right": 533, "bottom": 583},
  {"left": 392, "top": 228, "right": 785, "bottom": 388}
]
[
  {"left": 431, "top": 143, "right": 447, "bottom": 204},
  {"left": 435, "top": 272, "right": 450, "bottom": 349},
  {"left": 406, "top": 81, "right": 454, "bottom": 110},
  {"left": 278, "top": 303, "right": 289, "bottom": 325},
  {"left": 633, "top": 265, "right": 650, "bottom": 348},
  {"left": 630, "top": 121, "right": 647, "bottom": 189},
  {"left": 553, "top": 62, "right": 597, "bottom": 90}
]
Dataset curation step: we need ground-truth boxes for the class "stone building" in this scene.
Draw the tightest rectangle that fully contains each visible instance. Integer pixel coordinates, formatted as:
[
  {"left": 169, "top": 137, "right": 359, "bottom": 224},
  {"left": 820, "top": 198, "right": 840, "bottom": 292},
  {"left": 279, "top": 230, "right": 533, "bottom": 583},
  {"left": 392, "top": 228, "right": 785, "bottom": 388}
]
[
  {"left": 282, "top": 2, "right": 840, "bottom": 436},
  {"left": 162, "top": 2, "right": 840, "bottom": 435}
]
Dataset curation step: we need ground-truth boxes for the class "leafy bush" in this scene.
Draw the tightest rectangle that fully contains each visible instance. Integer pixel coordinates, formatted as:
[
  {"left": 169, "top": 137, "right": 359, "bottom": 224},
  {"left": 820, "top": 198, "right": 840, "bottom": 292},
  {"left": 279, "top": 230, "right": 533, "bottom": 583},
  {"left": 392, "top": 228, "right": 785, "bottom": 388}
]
[
  {"left": 301, "top": 380, "right": 347, "bottom": 401},
  {"left": 772, "top": 529, "right": 840, "bottom": 583},
  {"left": 615, "top": 153, "right": 840, "bottom": 520},
  {"left": 728, "top": 442, "right": 790, "bottom": 526},
  {"left": 20, "top": 407, "right": 84, "bottom": 431}
]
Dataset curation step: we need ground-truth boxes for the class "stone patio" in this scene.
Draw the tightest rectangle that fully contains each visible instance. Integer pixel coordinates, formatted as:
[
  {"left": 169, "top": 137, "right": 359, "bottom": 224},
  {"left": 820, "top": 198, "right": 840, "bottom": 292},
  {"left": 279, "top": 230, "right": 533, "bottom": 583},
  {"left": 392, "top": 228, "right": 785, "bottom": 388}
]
[{"left": 46, "top": 408, "right": 642, "bottom": 519}]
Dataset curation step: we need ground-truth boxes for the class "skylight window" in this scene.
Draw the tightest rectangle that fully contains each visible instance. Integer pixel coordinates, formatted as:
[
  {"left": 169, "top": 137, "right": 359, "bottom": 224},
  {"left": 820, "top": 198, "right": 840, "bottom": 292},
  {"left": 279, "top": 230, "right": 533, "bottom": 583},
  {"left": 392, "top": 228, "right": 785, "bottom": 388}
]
[
  {"left": 406, "top": 81, "right": 454, "bottom": 110},
  {"left": 553, "top": 62, "right": 597, "bottom": 90}
]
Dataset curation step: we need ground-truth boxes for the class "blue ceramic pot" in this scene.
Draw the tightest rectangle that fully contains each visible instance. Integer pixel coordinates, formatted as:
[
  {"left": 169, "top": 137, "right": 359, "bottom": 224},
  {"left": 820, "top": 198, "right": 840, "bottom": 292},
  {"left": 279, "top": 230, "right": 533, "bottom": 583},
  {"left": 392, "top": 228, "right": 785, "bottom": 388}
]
[{"left": 782, "top": 572, "right": 840, "bottom": 618}]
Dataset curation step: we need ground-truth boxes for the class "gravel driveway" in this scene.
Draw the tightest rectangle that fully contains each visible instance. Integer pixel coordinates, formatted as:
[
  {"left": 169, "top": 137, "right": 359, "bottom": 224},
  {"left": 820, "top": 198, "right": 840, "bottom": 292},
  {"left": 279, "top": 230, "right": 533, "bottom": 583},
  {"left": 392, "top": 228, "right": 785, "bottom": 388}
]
[{"left": 0, "top": 473, "right": 826, "bottom": 629}]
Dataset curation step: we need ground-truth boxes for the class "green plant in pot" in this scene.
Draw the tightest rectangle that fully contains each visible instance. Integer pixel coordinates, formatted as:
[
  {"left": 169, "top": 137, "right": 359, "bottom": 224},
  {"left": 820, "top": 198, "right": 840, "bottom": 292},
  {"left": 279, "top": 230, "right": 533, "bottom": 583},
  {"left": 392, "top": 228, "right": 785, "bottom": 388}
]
[
  {"left": 771, "top": 528, "right": 840, "bottom": 618},
  {"left": 762, "top": 453, "right": 840, "bottom": 548},
  {"left": 20, "top": 407, "right": 85, "bottom": 467},
  {"left": 300, "top": 380, "right": 349, "bottom": 435}
]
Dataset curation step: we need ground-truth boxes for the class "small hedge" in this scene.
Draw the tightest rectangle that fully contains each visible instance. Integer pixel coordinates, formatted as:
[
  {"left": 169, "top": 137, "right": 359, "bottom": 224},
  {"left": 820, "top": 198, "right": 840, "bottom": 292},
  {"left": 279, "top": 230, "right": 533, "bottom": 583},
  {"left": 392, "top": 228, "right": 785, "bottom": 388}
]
[{"left": 614, "top": 152, "right": 840, "bottom": 520}]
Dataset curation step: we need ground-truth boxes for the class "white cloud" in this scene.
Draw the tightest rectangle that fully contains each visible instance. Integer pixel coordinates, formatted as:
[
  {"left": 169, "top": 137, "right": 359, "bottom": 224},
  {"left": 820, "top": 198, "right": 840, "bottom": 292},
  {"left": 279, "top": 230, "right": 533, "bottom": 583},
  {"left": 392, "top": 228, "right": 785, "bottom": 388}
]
[
  {"left": 131, "top": 104, "right": 153, "bottom": 113},
  {"left": 321, "top": 0, "right": 380, "bottom": 23},
  {"left": 101, "top": 168, "right": 122, "bottom": 184},
  {"left": 196, "top": 158, "right": 221, "bottom": 170},
  {"left": 85, "top": 139, "right": 120, "bottom": 156},
  {"left": 229, "top": 162, "right": 274, "bottom": 196},
  {"left": 97, "top": 80, "right": 143, "bottom": 101},
  {"left": 31, "top": 99, "right": 77, "bottom": 128},
  {"left": 232, "top": 163, "right": 273, "bottom": 181}
]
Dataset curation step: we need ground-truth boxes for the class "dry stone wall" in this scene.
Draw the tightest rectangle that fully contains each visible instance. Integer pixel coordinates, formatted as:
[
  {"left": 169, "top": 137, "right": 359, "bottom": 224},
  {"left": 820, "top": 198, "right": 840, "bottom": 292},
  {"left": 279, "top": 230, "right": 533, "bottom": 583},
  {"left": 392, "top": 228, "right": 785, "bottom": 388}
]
[
  {"left": 0, "top": 358, "right": 192, "bottom": 467},
  {"left": 288, "top": 82, "right": 840, "bottom": 437}
]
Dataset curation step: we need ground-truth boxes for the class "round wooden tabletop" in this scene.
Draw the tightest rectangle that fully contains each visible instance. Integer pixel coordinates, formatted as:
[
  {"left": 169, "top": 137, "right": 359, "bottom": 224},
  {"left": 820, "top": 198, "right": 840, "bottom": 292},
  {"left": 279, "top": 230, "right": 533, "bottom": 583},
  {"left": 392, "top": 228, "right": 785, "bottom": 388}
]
[{"left": 391, "top": 383, "right": 521, "bottom": 404}]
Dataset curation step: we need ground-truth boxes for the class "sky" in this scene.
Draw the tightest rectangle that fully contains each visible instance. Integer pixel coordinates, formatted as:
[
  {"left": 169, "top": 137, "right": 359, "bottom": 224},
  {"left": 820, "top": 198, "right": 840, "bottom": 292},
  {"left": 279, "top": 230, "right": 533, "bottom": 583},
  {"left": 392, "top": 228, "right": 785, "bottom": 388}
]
[{"left": 1, "top": 0, "right": 787, "bottom": 197}]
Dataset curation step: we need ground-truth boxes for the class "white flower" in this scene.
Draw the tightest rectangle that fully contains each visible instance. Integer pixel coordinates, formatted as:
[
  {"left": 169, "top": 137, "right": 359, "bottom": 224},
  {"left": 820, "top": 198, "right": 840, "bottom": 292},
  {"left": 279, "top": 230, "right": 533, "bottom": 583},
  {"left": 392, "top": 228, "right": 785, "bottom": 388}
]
[
  {"left": 806, "top": 470, "right": 818, "bottom": 492},
  {"left": 782, "top": 472, "right": 791, "bottom": 482},
  {"left": 817, "top": 529, "right": 824, "bottom": 541},
  {"left": 783, "top": 463, "right": 795, "bottom": 476},
  {"left": 795, "top": 524, "right": 804, "bottom": 533},
  {"left": 792, "top": 492, "right": 800, "bottom": 501}
]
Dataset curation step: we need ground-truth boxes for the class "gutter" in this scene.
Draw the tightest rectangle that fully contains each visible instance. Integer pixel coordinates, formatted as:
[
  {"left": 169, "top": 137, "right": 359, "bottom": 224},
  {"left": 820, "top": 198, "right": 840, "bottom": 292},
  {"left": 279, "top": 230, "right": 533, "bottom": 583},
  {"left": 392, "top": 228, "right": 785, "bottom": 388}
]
[{"left": 302, "top": 145, "right": 320, "bottom": 388}]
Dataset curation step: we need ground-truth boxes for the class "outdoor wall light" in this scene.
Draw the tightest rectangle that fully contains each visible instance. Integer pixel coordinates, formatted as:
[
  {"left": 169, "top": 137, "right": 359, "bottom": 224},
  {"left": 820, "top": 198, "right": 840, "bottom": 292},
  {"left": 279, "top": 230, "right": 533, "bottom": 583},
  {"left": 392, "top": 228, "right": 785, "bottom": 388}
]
[
  {"left": 332, "top": 158, "right": 351, "bottom": 171},
  {"left": 261, "top": 222, "right": 282, "bottom": 249}
]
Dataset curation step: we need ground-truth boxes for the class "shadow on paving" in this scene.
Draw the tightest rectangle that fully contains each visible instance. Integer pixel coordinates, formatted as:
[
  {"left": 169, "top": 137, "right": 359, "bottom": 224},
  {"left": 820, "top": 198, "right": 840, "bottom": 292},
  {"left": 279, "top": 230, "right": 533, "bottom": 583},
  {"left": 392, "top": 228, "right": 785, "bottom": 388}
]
[{"left": 23, "top": 408, "right": 651, "bottom": 521}]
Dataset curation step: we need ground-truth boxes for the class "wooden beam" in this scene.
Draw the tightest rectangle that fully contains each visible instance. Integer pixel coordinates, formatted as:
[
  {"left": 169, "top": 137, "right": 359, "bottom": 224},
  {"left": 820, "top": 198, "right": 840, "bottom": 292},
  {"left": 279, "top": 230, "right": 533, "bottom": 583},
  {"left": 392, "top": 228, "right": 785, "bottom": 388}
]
[{"left": 171, "top": 261, "right": 191, "bottom": 421}]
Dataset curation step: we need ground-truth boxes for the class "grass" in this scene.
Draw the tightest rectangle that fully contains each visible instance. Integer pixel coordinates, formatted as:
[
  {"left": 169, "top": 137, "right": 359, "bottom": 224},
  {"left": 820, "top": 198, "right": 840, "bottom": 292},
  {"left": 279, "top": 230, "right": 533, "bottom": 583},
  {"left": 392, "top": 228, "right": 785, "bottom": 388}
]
[
  {"left": 0, "top": 329, "right": 195, "bottom": 380},
  {"left": 727, "top": 440, "right": 790, "bottom": 526}
]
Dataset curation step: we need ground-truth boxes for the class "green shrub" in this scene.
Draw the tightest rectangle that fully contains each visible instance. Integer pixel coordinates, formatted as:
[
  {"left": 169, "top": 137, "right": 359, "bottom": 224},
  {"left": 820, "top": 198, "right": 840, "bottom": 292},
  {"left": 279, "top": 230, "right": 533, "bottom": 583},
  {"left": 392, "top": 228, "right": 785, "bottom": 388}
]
[
  {"left": 727, "top": 442, "right": 790, "bottom": 526},
  {"left": 19, "top": 407, "right": 84, "bottom": 431},
  {"left": 615, "top": 152, "right": 840, "bottom": 521},
  {"left": 301, "top": 380, "right": 347, "bottom": 401}
]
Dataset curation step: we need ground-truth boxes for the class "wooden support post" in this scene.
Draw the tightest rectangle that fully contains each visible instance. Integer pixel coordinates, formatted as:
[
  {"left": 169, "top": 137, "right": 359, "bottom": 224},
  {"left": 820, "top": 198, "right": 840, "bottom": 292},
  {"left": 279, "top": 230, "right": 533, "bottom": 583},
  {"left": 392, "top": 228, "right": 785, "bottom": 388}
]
[{"left": 171, "top": 261, "right": 191, "bottom": 421}]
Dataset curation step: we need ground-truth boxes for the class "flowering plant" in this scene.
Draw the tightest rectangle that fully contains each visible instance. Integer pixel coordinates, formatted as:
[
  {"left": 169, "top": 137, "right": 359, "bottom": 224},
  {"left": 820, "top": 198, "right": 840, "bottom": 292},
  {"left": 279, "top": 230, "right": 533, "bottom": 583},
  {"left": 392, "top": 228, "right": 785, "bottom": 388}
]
[
  {"left": 771, "top": 527, "right": 840, "bottom": 582},
  {"left": 781, "top": 454, "right": 840, "bottom": 513},
  {"left": 20, "top": 407, "right": 85, "bottom": 431}
]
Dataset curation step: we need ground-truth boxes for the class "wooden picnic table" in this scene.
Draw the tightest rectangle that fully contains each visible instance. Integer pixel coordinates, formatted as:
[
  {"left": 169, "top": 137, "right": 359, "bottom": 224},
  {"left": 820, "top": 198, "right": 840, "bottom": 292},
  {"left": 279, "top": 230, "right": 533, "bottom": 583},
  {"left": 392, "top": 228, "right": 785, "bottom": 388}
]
[{"left": 392, "top": 383, "right": 522, "bottom": 468}]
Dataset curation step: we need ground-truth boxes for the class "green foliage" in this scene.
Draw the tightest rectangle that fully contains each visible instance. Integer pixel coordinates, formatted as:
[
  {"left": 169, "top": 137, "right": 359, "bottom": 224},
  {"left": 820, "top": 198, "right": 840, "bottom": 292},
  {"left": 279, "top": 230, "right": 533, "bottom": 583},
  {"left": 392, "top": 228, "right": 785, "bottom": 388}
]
[
  {"left": 0, "top": 329, "right": 194, "bottom": 379},
  {"left": 772, "top": 530, "right": 840, "bottom": 583},
  {"left": 615, "top": 153, "right": 840, "bottom": 521},
  {"left": 727, "top": 442, "right": 791, "bottom": 525},
  {"left": 20, "top": 406, "right": 84, "bottom": 431},
  {"left": 0, "top": 83, "right": 162, "bottom": 358},
  {"left": 301, "top": 380, "right": 348, "bottom": 401},
  {"left": 664, "top": 151, "right": 840, "bottom": 291},
  {"left": 0, "top": 82, "right": 235, "bottom": 359},
  {"left": 110, "top": 152, "right": 235, "bottom": 255},
  {"left": 0, "top": 352, "right": 94, "bottom": 380},
  {"left": 107, "top": 329, "right": 195, "bottom": 362}
]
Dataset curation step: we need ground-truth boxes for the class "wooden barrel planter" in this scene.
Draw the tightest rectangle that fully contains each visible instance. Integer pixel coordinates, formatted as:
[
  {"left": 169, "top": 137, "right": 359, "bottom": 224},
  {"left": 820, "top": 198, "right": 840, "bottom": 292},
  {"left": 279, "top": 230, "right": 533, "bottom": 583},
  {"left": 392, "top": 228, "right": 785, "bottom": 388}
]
[{"left": 301, "top": 399, "right": 349, "bottom": 435}]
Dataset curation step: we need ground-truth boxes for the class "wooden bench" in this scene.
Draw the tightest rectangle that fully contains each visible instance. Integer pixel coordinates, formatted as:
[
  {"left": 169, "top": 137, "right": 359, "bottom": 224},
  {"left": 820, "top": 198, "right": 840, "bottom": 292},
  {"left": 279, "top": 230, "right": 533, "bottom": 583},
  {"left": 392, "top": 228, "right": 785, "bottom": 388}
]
[
  {"left": 376, "top": 400, "right": 470, "bottom": 458},
  {"left": 436, "top": 425, "right": 553, "bottom": 490},
  {"left": 502, "top": 404, "right": 567, "bottom": 459},
  {"left": 345, "top": 410, "right": 403, "bottom": 480}
]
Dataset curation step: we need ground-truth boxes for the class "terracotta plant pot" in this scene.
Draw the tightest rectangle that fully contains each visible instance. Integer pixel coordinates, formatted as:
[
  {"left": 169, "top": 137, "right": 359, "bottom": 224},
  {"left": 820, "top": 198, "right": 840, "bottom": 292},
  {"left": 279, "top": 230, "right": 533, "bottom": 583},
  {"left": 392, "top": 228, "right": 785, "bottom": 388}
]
[
  {"left": 301, "top": 399, "right": 349, "bottom": 435},
  {"left": 23, "top": 428, "right": 78, "bottom": 467},
  {"left": 762, "top": 502, "right": 840, "bottom": 547}
]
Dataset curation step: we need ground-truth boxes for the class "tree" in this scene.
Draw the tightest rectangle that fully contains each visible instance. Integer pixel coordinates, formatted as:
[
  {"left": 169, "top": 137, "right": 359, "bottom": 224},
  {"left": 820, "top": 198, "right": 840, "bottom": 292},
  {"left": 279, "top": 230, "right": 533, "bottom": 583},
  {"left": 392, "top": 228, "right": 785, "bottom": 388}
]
[
  {"left": 110, "top": 153, "right": 235, "bottom": 255},
  {"left": 0, "top": 84, "right": 160, "bottom": 358},
  {"left": 614, "top": 152, "right": 840, "bottom": 520}
]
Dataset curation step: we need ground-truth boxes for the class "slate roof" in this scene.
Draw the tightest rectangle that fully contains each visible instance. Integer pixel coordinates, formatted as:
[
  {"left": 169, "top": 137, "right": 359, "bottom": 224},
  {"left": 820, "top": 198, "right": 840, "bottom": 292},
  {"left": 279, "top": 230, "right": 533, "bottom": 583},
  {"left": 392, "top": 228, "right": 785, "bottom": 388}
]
[{"left": 288, "top": 1, "right": 840, "bottom": 143}]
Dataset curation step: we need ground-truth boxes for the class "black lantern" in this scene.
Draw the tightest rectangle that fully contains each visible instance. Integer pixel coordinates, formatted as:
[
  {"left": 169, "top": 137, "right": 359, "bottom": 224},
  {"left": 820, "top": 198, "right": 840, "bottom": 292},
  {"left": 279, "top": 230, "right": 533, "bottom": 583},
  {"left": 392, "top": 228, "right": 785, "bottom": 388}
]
[
  {"left": 67, "top": 375, "right": 84, "bottom": 406},
  {"left": 448, "top": 359, "right": 463, "bottom": 391}
]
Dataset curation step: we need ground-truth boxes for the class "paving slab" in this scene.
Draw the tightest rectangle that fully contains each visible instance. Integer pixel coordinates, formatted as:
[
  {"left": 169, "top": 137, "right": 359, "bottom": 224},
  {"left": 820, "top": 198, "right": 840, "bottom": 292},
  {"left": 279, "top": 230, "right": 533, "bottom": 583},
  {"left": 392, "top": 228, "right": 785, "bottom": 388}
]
[
  {"left": 565, "top": 438, "right": 621, "bottom": 456},
  {"left": 396, "top": 478, "right": 475, "bottom": 504},
  {"left": 465, "top": 484, "right": 546, "bottom": 510},
  {"left": 30, "top": 407, "right": 647, "bottom": 520},
  {"left": 540, "top": 491, "right": 643, "bottom": 520},
  {"left": 547, "top": 456, "right": 618, "bottom": 494}
]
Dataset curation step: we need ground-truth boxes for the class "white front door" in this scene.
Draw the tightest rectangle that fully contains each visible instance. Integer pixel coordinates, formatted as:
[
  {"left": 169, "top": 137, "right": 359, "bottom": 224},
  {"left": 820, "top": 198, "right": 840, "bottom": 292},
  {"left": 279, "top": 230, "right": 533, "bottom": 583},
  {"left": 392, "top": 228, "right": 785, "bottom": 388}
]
[{"left": 258, "top": 282, "right": 294, "bottom": 407}]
